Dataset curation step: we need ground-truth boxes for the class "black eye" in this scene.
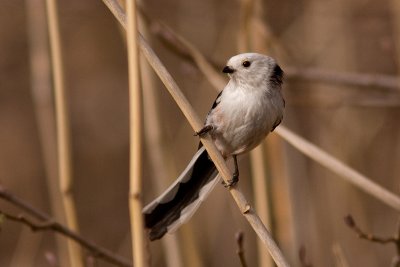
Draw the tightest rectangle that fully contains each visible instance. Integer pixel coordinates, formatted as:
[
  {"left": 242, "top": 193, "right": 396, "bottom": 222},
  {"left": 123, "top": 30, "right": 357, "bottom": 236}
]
[{"left": 242, "top": 61, "right": 251, "bottom": 67}]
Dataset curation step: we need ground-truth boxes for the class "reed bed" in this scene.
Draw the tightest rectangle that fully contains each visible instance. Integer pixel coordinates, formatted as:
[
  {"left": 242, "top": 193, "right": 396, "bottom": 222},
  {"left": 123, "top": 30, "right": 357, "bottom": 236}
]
[{"left": 0, "top": 1, "right": 399, "bottom": 267}]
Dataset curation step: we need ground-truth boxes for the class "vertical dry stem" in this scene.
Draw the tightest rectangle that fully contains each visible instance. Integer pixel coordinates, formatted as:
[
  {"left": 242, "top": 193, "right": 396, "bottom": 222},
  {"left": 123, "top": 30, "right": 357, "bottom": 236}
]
[
  {"left": 137, "top": 7, "right": 183, "bottom": 266},
  {"left": 238, "top": 0, "right": 254, "bottom": 52},
  {"left": 24, "top": 0, "right": 69, "bottom": 263},
  {"left": 140, "top": 46, "right": 184, "bottom": 267},
  {"left": 45, "top": 0, "right": 83, "bottom": 266},
  {"left": 126, "top": 0, "right": 146, "bottom": 266},
  {"left": 249, "top": 146, "right": 273, "bottom": 266},
  {"left": 239, "top": 0, "right": 273, "bottom": 266}
]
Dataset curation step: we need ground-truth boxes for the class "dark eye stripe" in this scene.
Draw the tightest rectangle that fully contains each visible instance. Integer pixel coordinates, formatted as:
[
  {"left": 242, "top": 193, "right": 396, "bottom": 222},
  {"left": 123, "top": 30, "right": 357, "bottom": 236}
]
[{"left": 242, "top": 61, "right": 251, "bottom": 67}]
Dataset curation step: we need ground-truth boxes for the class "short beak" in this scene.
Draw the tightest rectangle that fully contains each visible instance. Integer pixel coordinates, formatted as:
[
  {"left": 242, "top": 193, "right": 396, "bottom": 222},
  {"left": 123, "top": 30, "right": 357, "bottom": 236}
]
[{"left": 222, "top": 66, "right": 235, "bottom": 74}]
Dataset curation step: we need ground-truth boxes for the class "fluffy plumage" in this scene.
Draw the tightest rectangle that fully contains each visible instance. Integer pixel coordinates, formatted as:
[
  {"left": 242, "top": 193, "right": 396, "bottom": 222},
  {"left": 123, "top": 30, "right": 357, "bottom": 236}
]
[{"left": 143, "top": 53, "right": 285, "bottom": 240}]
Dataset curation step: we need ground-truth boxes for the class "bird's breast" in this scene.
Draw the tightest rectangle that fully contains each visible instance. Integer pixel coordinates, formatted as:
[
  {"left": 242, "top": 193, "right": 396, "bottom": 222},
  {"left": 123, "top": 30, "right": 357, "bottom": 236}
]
[{"left": 209, "top": 88, "right": 282, "bottom": 156}]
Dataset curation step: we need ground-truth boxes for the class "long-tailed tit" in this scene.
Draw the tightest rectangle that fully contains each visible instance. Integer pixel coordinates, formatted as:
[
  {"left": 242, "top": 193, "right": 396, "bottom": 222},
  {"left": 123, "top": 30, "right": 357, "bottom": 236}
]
[{"left": 143, "top": 53, "right": 285, "bottom": 241}]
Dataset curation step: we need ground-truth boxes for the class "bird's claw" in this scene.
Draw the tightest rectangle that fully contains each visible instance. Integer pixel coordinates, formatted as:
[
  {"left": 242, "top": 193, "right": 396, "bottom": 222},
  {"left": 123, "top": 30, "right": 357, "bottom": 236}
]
[
  {"left": 222, "top": 173, "right": 239, "bottom": 188},
  {"left": 194, "top": 125, "right": 213, "bottom": 137}
]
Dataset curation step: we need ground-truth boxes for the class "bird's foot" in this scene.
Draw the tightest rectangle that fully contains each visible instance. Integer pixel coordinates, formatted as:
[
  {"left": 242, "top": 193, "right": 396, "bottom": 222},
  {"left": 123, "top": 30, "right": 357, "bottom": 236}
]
[
  {"left": 194, "top": 125, "right": 213, "bottom": 136},
  {"left": 222, "top": 173, "right": 239, "bottom": 188}
]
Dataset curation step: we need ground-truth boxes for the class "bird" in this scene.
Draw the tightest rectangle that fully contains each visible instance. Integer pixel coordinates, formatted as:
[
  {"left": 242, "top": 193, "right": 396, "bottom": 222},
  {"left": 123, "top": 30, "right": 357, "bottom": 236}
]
[{"left": 143, "top": 53, "right": 285, "bottom": 241}]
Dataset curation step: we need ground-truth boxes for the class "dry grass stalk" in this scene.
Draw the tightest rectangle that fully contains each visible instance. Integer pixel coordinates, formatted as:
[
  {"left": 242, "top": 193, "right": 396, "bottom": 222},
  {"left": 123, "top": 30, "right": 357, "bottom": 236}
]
[
  {"left": 115, "top": 4, "right": 192, "bottom": 266},
  {"left": 25, "top": 0, "right": 69, "bottom": 263},
  {"left": 140, "top": 43, "right": 184, "bottom": 267},
  {"left": 238, "top": 0, "right": 254, "bottom": 52},
  {"left": 264, "top": 134, "right": 296, "bottom": 257},
  {"left": 101, "top": 1, "right": 291, "bottom": 266},
  {"left": 276, "top": 126, "right": 400, "bottom": 211},
  {"left": 246, "top": 0, "right": 297, "bottom": 262},
  {"left": 126, "top": 0, "right": 146, "bottom": 266},
  {"left": 45, "top": 0, "right": 83, "bottom": 266},
  {"left": 137, "top": 9, "right": 184, "bottom": 266},
  {"left": 249, "top": 145, "right": 273, "bottom": 265},
  {"left": 238, "top": 0, "right": 274, "bottom": 266},
  {"left": 180, "top": 226, "right": 204, "bottom": 267}
]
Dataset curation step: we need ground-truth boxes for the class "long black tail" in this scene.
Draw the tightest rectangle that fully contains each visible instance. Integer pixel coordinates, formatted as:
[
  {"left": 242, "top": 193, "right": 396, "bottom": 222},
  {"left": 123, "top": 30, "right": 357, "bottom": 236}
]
[{"left": 143, "top": 146, "right": 219, "bottom": 241}]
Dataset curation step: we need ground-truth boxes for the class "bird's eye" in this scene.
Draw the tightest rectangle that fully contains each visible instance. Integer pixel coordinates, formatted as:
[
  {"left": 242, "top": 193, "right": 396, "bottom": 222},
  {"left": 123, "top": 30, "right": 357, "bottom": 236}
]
[{"left": 242, "top": 61, "right": 251, "bottom": 68}]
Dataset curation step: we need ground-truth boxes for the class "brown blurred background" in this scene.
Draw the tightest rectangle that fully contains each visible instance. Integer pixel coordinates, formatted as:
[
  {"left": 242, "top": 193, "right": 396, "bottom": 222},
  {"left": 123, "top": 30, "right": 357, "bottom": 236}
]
[{"left": 0, "top": 0, "right": 400, "bottom": 266}]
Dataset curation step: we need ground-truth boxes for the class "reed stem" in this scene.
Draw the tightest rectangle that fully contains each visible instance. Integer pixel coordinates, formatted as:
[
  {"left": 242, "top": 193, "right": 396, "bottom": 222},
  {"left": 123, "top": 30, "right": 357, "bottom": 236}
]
[
  {"left": 45, "top": 0, "right": 83, "bottom": 265},
  {"left": 126, "top": 0, "right": 146, "bottom": 266}
]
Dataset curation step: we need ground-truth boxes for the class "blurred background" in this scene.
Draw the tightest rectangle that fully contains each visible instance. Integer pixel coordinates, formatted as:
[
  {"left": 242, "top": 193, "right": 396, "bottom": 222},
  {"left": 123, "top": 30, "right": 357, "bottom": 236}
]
[{"left": 0, "top": 0, "right": 400, "bottom": 266}]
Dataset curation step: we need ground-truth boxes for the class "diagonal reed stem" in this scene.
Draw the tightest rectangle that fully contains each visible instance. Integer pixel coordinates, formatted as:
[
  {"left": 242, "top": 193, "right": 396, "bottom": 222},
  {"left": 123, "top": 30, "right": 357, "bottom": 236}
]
[
  {"left": 101, "top": 1, "right": 290, "bottom": 266},
  {"left": 275, "top": 126, "right": 400, "bottom": 211}
]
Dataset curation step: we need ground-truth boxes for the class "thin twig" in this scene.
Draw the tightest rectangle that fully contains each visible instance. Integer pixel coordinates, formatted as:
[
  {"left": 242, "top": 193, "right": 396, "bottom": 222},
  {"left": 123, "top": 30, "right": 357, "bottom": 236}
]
[
  {"left": 345, "top": 215, "right": 400, "bottom": 266},
  {"left": 276, "top": 126, "right": 400, "bottom": 212},
  {"left": 344, "top": 215, "right": 399, "bottom": 246},
  {"left": 126, "top": 0, "right": 147, "bottom": 266},
  {"left": 101, "top": 1, "right": 291, "bottom": 267},
  {"left": 298, "top": 246, "right": 313, "bottom": 267},
  {"left": 0, "top": 186, "right": 132, "bottom": 267},
  {"left": 235, "top": 231, "right": 248, "bottom": 267},
  {"left": 45, "top": 0, "right": 83, "bottom": 266},
  {"left": 0, "top": 211, "right": 58, "bottom": 231}
]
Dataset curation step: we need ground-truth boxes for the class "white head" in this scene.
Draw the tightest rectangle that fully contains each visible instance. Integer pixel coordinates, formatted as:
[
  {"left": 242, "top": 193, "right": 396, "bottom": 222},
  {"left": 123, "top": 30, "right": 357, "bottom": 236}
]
[{"left": 222, "top": 53, "right": 283, "bottom": 89}]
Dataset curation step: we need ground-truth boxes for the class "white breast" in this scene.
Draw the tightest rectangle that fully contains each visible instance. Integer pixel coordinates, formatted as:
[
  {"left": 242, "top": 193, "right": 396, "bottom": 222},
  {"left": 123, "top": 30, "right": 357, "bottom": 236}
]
[{"left": 206, "top": 81, "right": 284, "bottom": 157}]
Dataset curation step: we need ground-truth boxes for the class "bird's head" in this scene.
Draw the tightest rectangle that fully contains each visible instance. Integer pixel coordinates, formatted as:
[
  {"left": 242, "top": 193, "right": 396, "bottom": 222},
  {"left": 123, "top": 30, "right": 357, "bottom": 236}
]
[{"left": 222, "top": 53, "right": 283, "bottom": 89}]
